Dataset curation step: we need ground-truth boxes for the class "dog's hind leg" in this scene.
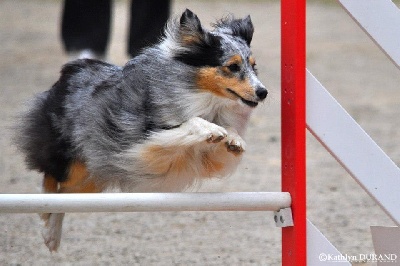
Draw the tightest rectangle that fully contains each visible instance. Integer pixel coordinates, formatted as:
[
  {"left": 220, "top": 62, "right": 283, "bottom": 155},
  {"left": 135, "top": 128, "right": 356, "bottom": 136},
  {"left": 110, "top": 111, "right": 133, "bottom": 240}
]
[
  {"left": 41, "top": 174, "right": 59, "bottom": 222},
  {"left": 41, "top": 161, "right": 101, "bottom": 252},
  {"left": 40, "top": 174, "right": 65, "bottom": 252},
  {"left": 58, "top": 161, "right": 101, "bottom": 194},
  {"left": 41, "top": 212, "right": 65, "bottom": 252}
]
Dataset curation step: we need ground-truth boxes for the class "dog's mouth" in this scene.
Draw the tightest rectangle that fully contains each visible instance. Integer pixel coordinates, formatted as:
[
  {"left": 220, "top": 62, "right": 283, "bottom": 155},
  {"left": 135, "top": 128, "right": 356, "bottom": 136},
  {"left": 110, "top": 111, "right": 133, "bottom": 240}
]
[{"left": 226, "top": 89, "right": 258, "bottom": 108}]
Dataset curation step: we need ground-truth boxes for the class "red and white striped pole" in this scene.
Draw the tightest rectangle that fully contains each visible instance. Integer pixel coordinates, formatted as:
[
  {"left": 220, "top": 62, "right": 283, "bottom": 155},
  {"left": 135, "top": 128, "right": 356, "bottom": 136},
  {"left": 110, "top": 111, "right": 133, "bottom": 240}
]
[{"left": 281, "top": 0, "right": 306, "bottom": 265}]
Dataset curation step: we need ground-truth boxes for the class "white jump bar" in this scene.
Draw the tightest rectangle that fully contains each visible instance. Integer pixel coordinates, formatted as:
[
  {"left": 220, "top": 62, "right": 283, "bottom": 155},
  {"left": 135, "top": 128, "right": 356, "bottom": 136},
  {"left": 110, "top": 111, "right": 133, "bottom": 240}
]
[{"left": 0, "top": 192, "right": 291, "bottom": 213}]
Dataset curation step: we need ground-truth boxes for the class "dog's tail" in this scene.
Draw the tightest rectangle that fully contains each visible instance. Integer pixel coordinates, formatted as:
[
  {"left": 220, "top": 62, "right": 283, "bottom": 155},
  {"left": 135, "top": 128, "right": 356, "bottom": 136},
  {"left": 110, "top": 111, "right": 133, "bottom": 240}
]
[{"left": 14, "top": 90, "right": 71, "bottom": 182}]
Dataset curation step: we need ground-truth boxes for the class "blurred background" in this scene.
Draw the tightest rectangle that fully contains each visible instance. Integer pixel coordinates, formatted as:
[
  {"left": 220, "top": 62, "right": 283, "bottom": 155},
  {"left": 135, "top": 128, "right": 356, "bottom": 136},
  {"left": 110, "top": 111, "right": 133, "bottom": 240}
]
[{"left": 0, "top": 0, "right": 399, "bottom": 264}]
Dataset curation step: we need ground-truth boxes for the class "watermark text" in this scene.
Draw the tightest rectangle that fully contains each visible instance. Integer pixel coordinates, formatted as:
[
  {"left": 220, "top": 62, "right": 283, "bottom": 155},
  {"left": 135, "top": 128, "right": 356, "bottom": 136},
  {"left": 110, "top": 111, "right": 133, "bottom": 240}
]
[{"left": 319, "top": 253, "right": 398, "bottom": 263}]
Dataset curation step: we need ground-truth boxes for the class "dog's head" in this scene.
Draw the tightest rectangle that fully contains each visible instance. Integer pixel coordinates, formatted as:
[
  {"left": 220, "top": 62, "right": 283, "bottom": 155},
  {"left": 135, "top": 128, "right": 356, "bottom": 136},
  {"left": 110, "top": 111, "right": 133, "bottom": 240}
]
[{"left": 172, "top": 9, "right": 267, "bottom": 108}]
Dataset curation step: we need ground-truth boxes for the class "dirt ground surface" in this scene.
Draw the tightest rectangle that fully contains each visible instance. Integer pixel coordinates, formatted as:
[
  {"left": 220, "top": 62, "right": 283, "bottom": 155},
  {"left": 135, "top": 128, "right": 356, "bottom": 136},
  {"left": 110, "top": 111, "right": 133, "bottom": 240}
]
[{"left": 1, "top": 0, "right": 399, "bottom": 265}]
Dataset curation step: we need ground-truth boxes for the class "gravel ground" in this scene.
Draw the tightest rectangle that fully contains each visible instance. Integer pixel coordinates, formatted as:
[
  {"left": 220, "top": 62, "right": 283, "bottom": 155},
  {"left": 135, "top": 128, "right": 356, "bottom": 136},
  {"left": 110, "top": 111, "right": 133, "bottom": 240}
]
[{"left": 0, "top": 0, "right": 399, "bottom": 265}]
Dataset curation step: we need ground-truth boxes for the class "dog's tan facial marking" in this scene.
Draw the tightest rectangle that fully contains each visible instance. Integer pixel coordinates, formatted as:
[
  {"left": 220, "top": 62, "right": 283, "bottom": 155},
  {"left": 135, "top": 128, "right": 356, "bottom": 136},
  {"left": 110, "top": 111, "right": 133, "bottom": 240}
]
[
  {"left": 221, "top": 55, "right": 243, "bottom": 75},
  {"left": 196, "top": 67, "right": 231, "bottom": 98},
  {"left": 249, "top": 56, "right": 255, "bottom": 66},
  {"left": 226, "top": 54, "right": 242, "bottom": 66},
  {"left": 196, "top": 67, "right": 255, "bottom": 101},
  {"left": 59, "top": 161, "right": 100, "bottom": 193},
  {"left": 181, "top": 34, "right": 202, "bottom": 45},
  {"left": 249, "top": 56, "right": 257, "bottom": 71}
]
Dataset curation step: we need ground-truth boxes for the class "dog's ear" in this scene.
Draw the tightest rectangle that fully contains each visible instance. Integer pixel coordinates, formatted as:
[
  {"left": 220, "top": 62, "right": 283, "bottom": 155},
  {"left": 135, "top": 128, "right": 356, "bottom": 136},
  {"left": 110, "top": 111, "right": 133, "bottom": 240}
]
[
  {"left": 178, "top": 9, "right": 220, "bottom": 47},
  {"left": 179, "top": 9, "right": 206, "bottom": 45},
  {"left": 214, "top": 15, "right": 254, "bottom": 46},
  {"left": 174, "top": 9, "right": 223, "bottom": 67},
  {"left": 229, "top": 15, "right": 254, "bottom": 45},
  {"left": 180, "top": 9, "right": 203, "bottom": 33}
]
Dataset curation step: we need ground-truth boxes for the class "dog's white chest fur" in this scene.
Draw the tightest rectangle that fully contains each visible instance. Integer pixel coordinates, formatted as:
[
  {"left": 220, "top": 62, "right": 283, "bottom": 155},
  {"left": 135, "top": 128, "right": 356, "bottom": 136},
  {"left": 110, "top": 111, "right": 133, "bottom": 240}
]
[{"left": 184, "top": 93, "right": 252, "bottom": 135}]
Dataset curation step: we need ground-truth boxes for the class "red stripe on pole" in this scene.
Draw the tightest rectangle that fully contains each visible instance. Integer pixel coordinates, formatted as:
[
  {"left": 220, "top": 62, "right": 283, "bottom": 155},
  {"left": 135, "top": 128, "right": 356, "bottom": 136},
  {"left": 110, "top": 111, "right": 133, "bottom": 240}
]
[{"left": 281, "top": 0, "right": 306, "bottom": 265}]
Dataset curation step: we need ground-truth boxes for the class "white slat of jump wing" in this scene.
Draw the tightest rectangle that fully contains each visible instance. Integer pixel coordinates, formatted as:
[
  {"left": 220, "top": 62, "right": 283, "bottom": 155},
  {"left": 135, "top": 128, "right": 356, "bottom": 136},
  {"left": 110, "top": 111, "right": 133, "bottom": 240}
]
[
  {"left": 0, "top": 192, "right": 291, "bottom": 213},
  {"left": 337, "top": 0, "right": 400, "bottom": 69},
  {"left": 307, "top": 219, "right": 351, "bottom": 265},
  {"left": 306, "top": 70, "right": 400, "bottom": 226}
]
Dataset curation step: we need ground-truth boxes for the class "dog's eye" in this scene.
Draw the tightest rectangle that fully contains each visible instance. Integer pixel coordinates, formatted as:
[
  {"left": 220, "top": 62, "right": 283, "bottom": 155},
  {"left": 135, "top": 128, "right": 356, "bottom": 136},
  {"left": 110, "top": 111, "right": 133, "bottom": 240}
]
[
  {"left": 227, "top": 64, "right": 240, "bottom": 73},
  {"left": 252, "top": 63, "right": 258, "bottom": 74}
]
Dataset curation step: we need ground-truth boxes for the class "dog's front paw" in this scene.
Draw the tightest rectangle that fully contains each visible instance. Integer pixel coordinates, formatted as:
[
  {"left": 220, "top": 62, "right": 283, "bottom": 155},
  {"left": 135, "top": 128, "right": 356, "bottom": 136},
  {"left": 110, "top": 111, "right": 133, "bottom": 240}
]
[
  {"left": 225, "top": 132, "right": 246, "bottom": 156},
  {"left": 186, "top": 117, "right": 227, "bottom": 143},
  {"left": 206, "top": 127, "right": 227, "bottom": 143}
]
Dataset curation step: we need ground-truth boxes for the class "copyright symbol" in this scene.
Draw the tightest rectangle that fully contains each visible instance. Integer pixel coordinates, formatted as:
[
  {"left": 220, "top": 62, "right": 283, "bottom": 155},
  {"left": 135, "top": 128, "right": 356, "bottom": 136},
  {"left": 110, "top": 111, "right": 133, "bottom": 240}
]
[{"left": 319, "top": 253, "right": 327, "bottom": 261}]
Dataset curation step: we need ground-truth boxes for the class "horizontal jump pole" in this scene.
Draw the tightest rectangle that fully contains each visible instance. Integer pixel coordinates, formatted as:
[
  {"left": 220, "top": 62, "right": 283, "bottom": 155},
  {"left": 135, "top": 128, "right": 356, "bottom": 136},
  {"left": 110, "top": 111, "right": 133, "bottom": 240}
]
[{"left": 0, "top": 192, "right": 291, "bottom": 213}]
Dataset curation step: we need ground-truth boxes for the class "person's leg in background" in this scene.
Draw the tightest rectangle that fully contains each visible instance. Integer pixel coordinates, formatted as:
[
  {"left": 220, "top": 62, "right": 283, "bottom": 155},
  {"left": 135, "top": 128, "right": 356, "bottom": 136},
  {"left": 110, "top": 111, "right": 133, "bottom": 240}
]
[
  {"left": 128, "top": 0, "right": 171, "bottom": 58},
  {"left": 61, "top": 0, "right": 112, "bottom": 60}
]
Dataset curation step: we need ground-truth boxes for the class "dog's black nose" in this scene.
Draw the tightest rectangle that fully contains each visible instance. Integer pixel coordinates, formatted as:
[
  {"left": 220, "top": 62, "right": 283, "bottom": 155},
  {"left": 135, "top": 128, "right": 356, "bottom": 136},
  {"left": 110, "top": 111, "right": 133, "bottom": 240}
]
[{"left": 256, "top": 87, "right": 268, "bottom": 100}]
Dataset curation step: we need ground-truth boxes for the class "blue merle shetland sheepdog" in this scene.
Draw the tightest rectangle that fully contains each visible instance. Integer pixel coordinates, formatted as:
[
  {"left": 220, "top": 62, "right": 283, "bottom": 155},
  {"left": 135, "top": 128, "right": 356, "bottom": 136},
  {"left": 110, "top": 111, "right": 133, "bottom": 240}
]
[{"left": 15, "top": 9, "right": 267, "bottom": 251}]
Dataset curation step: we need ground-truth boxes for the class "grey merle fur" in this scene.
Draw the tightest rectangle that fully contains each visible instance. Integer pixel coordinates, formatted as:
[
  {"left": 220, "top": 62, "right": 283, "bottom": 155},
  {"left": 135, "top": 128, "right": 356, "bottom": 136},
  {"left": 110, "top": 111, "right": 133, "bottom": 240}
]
[{"left": 15, "top": 9, "right": 259, "bottom": 186}]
